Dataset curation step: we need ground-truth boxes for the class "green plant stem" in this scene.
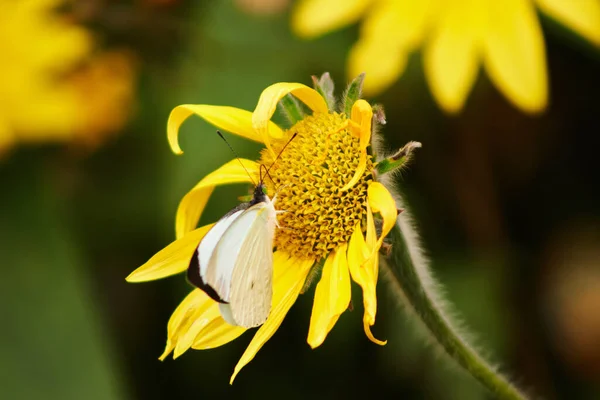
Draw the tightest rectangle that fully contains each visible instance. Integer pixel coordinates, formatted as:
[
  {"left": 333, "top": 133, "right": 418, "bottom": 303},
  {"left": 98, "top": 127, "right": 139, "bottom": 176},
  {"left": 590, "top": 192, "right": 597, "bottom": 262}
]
[{"left": 384, "top": 221, "right": 528, "bottom": 400}]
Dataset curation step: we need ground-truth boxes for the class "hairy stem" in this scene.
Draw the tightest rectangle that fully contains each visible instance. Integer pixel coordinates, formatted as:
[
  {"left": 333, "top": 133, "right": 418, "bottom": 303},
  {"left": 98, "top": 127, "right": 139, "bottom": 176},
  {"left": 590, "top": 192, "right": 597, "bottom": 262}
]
[{"left": 383, "top": 219, "right": 528, "bottom": 400}]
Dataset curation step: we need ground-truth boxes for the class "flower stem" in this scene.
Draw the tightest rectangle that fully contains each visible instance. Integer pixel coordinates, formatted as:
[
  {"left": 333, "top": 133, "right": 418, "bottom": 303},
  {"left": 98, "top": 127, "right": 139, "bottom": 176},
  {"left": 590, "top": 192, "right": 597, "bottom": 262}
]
[{"left": 383, "top": 219, "right": 528, "bottom": 400}]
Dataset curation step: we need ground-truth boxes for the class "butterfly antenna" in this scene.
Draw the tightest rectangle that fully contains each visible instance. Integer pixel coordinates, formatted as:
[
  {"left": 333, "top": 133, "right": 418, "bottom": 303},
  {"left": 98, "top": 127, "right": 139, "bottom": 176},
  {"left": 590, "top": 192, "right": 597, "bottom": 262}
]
[
  {"left": 262, "top": 133, "right": 298, "bottom": 187},
  {"left": 216, "top": 130, "right": 257, "bottom": 186}
]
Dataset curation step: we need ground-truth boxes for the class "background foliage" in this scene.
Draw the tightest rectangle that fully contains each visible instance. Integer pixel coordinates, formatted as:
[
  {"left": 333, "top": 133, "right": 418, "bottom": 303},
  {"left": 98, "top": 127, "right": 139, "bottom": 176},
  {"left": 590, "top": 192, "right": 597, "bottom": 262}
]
[{"left": 1, "top": 1, "right": 599, "bottom": 399}]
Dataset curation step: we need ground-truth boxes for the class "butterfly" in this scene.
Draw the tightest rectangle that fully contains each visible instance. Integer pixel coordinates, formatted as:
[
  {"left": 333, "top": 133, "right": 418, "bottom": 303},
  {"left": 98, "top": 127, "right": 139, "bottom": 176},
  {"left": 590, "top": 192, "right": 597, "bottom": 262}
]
[{"left": 186, "top": 132, "right": 295, "bottom": 328}]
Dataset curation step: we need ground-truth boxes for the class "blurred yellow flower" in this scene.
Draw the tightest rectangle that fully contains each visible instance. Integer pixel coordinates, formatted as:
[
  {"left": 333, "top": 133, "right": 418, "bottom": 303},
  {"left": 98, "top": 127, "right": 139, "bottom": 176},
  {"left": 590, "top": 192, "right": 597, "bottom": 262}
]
[
  {"left": 127, "top": 77, "right": 404, "bottom": 382},
  {"left": 0, "top": 0, "right": 136, "bottom": 155},
  {"left": 292, "top": 0, "right": 600, "bottom": 114}
]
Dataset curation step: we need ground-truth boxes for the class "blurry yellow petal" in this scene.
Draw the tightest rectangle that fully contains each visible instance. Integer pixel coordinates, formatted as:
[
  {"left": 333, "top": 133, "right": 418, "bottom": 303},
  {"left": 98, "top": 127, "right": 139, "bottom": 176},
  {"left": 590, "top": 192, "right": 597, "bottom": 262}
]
[
  {"left": 368, "top": 182, "right": 398, "bottom": 253},
  {"left": 348, "top": 38, "right": 409, "bottom": 96},
  {"left": 292, "top": 0, "right": 372, "bottom": 38},
  {"left": 361, "top": 0, "right": 431, "bottom": 47},
  {"left": 351, "top": 0, "right": 431, "bottom": 95},
  {"left": 341, "top": 100, "right": 372, "bottom": 192},
  {"left": 253, "top": 82, "right": 328, "bottom": 153},
  {"left": 126, "top": 225, "right": 213, "bottom": 282},
  {"left": 347, "top": 223, "right": 386, "bottom": 345},
  {"left": 231, "top": 254, "right": 313, "bottom": 383},
  {"left": 307, "top": 244, "right": 351, "bottom": 349},
  {"left": 537, "top": 0, "right": 600, "bottom": 46},
  {"left": 482, "top": 0, "right": 548, "bottom": 113},
  {"left": 424, "top": 5, "right": 480, "bottom": 113},
  {"left": 167, "top": 105, "right": 284, "bottom": 154},
  {"left": 159, "top": 289, "right": 212, "bottom": 360},
  {"left": 176, "top": 159, "right": 259, "bottom": 239}
]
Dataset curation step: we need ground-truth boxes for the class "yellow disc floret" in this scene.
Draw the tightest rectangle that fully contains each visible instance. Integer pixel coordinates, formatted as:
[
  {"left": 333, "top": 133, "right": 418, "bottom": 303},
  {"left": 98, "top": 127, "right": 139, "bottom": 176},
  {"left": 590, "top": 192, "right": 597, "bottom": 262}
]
[{"left": 260, "top": 112, "right": 373, "bottom": 259}]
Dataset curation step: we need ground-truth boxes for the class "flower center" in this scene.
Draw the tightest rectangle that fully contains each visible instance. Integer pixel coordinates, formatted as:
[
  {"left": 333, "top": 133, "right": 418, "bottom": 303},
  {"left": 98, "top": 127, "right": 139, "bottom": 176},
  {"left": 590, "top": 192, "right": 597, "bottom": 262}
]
[{"left": 259, "top": 112, "right": 373, "bottom": 260}]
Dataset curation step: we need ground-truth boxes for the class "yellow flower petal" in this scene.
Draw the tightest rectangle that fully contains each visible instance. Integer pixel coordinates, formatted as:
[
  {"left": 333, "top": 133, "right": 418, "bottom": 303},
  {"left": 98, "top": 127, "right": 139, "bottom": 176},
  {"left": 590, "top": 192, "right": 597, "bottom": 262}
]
[
  {"left": 348, "top": 38, "right": 409, "bottom": 97},
  {"left": 367, "top": 182, "right": 398, "bottom": 254},
  {"left": 252, "top": 82, "right": 328, "bottom": 154},
  {"left": 482, "top": 0, "right": 548, "bottom": 113},
  {"left": 341, "top": 99, "right": 372, "bottom": 192},
  {"left": 347, "top": 223, "right": 386, "bottom": 345},
  {"left": 361, "top": 0, "right": 431, "bottom": 47},
  {"left": 126, "top": 225, "right": 213, "bottom": 282},
  {"left": 292, "top": 0, "right": 372, "bottom": 39},
  {"left": 537, "top": 0, "right": 600, "bottom": 46},
  {"left": 159, "top": 289, "right": 211, "bottom": 360},
  {"left": 307, "top": 244, "right": 351, "bottom": 349},
  {"left": 175, "top": 159, "right": 260, "bottom": 239},
  {"left": 167, "top": 105, "right": 284, "bottom": 155},
  {"left": 424, "top": 4, "right": 480, "bottom": 113},
  {"left": 161, "top": 288, "right": 245, "bottom": 360},
  {"left": 351, "top": 0, "right": 431, "bottom": 95},
  {"left": 231, "top": 254, "right": 313, "bottom": 383},
  {"left": 191, "top": 318, "right": 246, "bottom": 350}
]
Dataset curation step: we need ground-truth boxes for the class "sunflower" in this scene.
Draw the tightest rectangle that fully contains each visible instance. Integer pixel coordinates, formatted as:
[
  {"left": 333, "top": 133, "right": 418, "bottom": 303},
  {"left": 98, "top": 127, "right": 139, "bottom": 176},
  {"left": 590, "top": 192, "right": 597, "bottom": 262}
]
[
  {"left": 127, "top": 74, "right": 420, "bottom": 382},
  {"left": 292, "top": 0, "right": 600, "bottom": 114}
]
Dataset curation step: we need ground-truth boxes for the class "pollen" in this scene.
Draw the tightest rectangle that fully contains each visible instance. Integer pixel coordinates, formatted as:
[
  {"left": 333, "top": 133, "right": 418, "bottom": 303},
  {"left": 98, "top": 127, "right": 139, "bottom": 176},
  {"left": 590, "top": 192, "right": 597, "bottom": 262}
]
[{"left": 260, "top": 112, "right": 373, "bottom": 260}]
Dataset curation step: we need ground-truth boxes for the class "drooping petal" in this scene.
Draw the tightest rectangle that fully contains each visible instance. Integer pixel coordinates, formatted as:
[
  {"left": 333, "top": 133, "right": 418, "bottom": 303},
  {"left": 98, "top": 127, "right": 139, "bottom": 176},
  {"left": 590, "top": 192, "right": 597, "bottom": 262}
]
[
  {"left": 424, "top": 3, "right": 481, "bottom": 113},
  {"left": 536, "top": 0, "right": 600, "bottom": 46},
  {"left": 231, "top": 254, "right": 313, "bottom": 383},
  {"left": 175, "top": 159, "right": 260, "bottom": 239},
  {"left": 292, "top": 0, "right": 372, "bottom": 39},
  {"left": 341, "top": 99, "right": 372, "bottom": 192},
  {"left": 167, "top": 105, "right": 284, "bottom": 155},
  {"left": 347, "top": 223, "right": 386, "bottom": 345},
  {"left": 367, "top": 182, "right": 398, "bottom": 253},
  {"left": 482, "top": 0, "right": 547, "bottom": 113},
  {"left": 126, "top": 225, "right": 213, "bottom": 282},
  {"left": 252, "top": 82, "right": 328, "bottom": 154},
  {"left": 307, "top": 244, "right": 351, "bottom": 349}
]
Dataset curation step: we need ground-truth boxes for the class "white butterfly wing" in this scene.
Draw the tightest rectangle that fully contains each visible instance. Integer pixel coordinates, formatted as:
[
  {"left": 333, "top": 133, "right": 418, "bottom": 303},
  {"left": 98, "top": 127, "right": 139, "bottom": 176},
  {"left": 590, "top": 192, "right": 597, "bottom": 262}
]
[
  {"left": 204, "top": 207, "right": 261, "bottom": 303},
  {"left": 196, "top": 209, "right": 245, "bottom": 291},
  {"left": 228, "top": 202, "right": 276, "bottom": 327}
]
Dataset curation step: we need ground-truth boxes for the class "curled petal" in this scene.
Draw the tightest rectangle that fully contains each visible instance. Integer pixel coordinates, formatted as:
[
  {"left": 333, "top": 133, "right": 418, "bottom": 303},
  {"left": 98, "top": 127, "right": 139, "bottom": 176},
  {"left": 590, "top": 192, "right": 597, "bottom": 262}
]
[
  {"left": 341, "top": 99, "right": 372, "bottom": 192},
  {"left": 292, "top": 0, "right": 372, "bottom": 39},
  {"left": 482, "top": 0, "right": 547, "bottom": 113},
  {"left": 367, "top": 182, "right": 398, "bottom": 253},
  {"left": 167, "top": 105, "right": 284, "bottom": 154},
  {"left": 176, "top": 159, "right": 260, "bottom": 239},
  {"left": 126, "top": 225, "right": 213, "bottom": 282},
  {"left": 347, "top": 223, "right": 386, "bottom": 345},
  {"left": 307, "top": 244, "right": 351, "bottom": 349},
  {"left": 231, "top": 254, "right": 312, "bottom": 383},
  {"left": 537, "top": 0, "right": 600, "bottom": 46},
  {"left": 253, "top": 82, "right": 328, "bottom": 154}
]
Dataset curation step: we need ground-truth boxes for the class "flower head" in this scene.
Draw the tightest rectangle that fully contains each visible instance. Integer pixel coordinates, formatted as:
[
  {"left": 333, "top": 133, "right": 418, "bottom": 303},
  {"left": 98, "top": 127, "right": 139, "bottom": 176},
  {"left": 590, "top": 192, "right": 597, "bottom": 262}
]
[
  {"left": 292, "top": 0, "right": 600, "bottom": 114},
  {"left": 127, "top": 74, "right": 418, "bottom": 382}
]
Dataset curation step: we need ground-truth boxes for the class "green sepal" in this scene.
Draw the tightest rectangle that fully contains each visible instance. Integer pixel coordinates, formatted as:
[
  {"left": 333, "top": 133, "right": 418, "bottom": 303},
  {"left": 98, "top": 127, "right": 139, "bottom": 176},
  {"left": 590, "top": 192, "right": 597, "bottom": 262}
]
[
  {"left": 300, "top": 258, "right": 325, "bottom": 294},
  {"left": 342, "top": 73, "right": 365, "bottom": 116},
  {"left": 312, "top": 72, "right": 336, "bottom": 111},
  {"left": 278, "top": 93, "right": 306, "bottom": 125},
  {"left": 376, "top": 141, "right": 422, "bottom": 175}
]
